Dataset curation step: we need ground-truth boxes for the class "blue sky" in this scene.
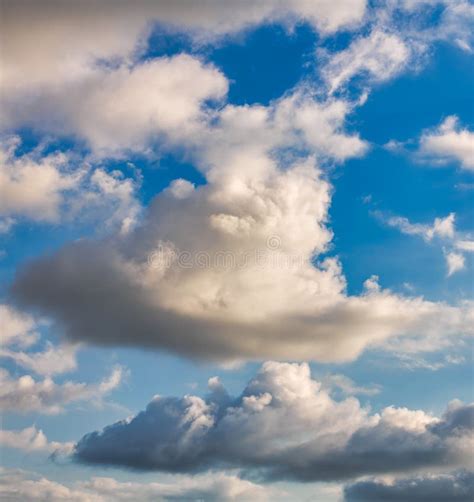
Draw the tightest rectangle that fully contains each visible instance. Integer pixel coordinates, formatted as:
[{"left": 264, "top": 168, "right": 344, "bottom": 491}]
[{"left": 0, "top": 1, "right": 473, "bottom": 501}]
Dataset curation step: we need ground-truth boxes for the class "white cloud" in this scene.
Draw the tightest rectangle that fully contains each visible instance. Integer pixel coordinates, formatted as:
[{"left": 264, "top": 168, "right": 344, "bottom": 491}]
[
  {"left": 1, "top": 55, "right": 228, "bottom": 157},
  {"left": 321, "top": 30, "right": 411, "bottom": 93},
  {"left": 321, "top": 374, "right": 381, "bottom": 396},
  {"left": 445, "top": 251, "right": 466, "bottom": 276},
  {"left": 0, "top": 366, "right": 124, "bottom": 415},
  {"left": 74, "top": 362, "right": 474, "bottom": 480},
  {"left": 375, "top": 211, "right": 472, "bottom": 278},
  {"left": 0, "top": 137, "right": 84, "bottom": 223},
  {"left": 0, "top": 427, "right": 73, "bottom": 456},
  {"left": 0, "top": 138, "right": 141, "bottom": 231},
  {"left": 0, "top": 468, "right": 277, "bottom": 502},
  {"left": 378, "top": 212, "right": 456, "bottom": 242},
  {"left": 0, "top": 0, "right": 367, "bottom": 90},
  {"left": 418, "top": 116, "right": 474, "bottom": 170},
  {"left": 0, "top": 304, "right": 38, "bottom": 349},
  {"left": 0, "top": 343, "right": 77, "bottom": 377},
  {"left": 12, "top": 87, "right": 442, "bottom": 365}
]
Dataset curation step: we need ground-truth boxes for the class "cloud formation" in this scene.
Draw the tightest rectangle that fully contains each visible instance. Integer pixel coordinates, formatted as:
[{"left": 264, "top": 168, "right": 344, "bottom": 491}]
[
  {"left": 74, "top": 362, "right": 474, "bottom": 481},
  {"left": 0, "top": 468, "right": 275, "bottom": 502},
  {"left": 344, "top": 470, "right": 474, "bottom": 501},
  {"left": 0, "top": 366, "right": 124, "bottom": 415},
  {"left": 418, "top": 116, "right": 474, "bottom": 171},
  {"left": 0, "top": 427, "right": 73, "bottom": 456}
]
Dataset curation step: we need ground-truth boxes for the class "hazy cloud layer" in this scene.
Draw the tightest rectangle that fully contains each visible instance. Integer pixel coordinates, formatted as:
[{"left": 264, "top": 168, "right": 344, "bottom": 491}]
[
  {"left": 0, "top": 468, "right": 276, "bottom": 502},
  {"left": 74, "top": 362, "right": 474, "bottom": 480}
]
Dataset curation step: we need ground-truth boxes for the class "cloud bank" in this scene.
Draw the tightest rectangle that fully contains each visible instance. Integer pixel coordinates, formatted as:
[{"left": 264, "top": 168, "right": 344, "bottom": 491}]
[{"left": 74, "top": 362, "right": 474, "bottom": 481}]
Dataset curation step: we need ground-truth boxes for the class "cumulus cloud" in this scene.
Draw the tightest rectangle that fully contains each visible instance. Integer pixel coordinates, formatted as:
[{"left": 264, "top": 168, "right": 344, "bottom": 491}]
[
  {"left": 0, "top": 366, "right": 124, "bottom": 415},
  {"left": 0, "top": 427, "right": 73, "bottom": 456},
  {"left": 0, "top": 138, "right": 141, "bottom": 232},
  {"left": 0, "top": 0, "right": 367, "bottom": 88},
  {"left": 344, "top": 470, "right": 474, "bottom": 501},
  {"left": 0, "top": 468, "right": 276, "bottom": 502},
  {"left": 1, "top": 55, "right": 228, "bottom": 156},
  {"left": 0, "top": 137, "right": 84, "bottom": 224},
  {"left": 12, "top": 145, "right": 472, "bottom": 362},
  {"left": 418, "top": 116, "right": 474, "bottom": 170},
  {"left": 74, "top": 362, "right": 474, "bottom": 481}
]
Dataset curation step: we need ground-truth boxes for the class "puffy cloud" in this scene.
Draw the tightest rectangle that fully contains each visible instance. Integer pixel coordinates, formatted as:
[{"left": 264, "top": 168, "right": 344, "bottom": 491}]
[
  {"left": 0, "top": 138, "right": 141, "bottom": 231},
  {"left": 0, "top": 137, "right": 84, "bottom": 223},
  {"left": 321, "top": 374, "right": 381, "bottom": 397},
  {"left": 0, "top": 366, "right": 124, "bottom": 415},
  {"left": 74, "top": 362, "right": 474, "bottom": 481},
  {"left": 0, "top": 468, "right": 276, "bottom": 502},
  {"left": 1, "top": 55, "right": 228, "bottom": 156},
  {"left": 11, "top": 152, "right": 473, "bottom": 362},
  {"left": 344, "top": 470, "right": 474, "bottom": 501},
  {"left": 418, "top": 116, "right": 474, "bottom": 170},
  {"left": 0, "top": 426, "right": 73, "bottom": 456},
  {"left": 0, "top": 0, "right": 367, "bottom": 88},
  {"left": 321, "top": 30, "right": 411, "bottom": 93}
]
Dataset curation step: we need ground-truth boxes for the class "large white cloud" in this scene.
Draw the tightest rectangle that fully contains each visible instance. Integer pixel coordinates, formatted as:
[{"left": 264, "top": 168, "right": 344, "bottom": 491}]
[
  {"left": 0, "top": 0, "right": 367, "bottom": 89},
  {"left": 1, "top": 55, "right": 228, "bottom": 157},
  {"left": 11, "top": 101, "right": 472, "bottom": 362},
  {"left": 74, "top": 362, "right": 474, "bottom": 480},
  {"left": 0, "top": 468, "right": 275, "bottom": 502}
]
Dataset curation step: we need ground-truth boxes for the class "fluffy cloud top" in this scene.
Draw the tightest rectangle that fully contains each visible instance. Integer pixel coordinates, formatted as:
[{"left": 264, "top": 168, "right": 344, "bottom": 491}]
[
  {"left": 419, "top": 116, "right": 474, "bottom": 170},
  {"left": 1, "top": 55, "right": 228, "bottom": 156},
  {"left": 74, "top": 362, "right": 474, "bottom": 481},
  {"left": 344, "top": 470, "right": 474, "bottom": 501},
  {"left": 0, "top": 468, "right": 274, "bottom": 502},
  {"left": 11, "top": 101, "right": 471, "bottom": 362},
  {"left": 0, "top": 0, "right": 367, "bottom": 88}
]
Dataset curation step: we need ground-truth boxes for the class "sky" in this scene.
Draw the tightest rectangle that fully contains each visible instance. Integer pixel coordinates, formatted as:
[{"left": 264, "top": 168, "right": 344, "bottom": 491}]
[{"left": 0, "top": 1, "right": 473, "bottom": 501}]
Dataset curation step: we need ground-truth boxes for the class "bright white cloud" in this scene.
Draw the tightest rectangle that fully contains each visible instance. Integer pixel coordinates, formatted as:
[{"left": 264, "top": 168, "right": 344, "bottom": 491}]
[
  {"left": 419, "top": 116, "right": 474, "bottom": 170},
  {"left": 74, "top": 362, "right": 474, "bottom": 480},
  {"left": 0, "top": 366, "right": 124, "bottom": 415},
  {"left": 0, "top": 468, "right": 276, "bottom": 502},
  {"left": 11, "top": 113, "right": 471, "bottom": 362},
  {"left": 1, "top": 55, "right": 228, "bottom": 157}
]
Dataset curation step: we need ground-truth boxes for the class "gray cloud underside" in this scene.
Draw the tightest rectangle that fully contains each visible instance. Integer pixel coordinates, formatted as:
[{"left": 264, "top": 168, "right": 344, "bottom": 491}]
[
  {"left": 73, "top": 362, "right": 474, "bottom": 481},
  {"left": 344, "top": 470, "right": 474, "bottom": 502}
]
